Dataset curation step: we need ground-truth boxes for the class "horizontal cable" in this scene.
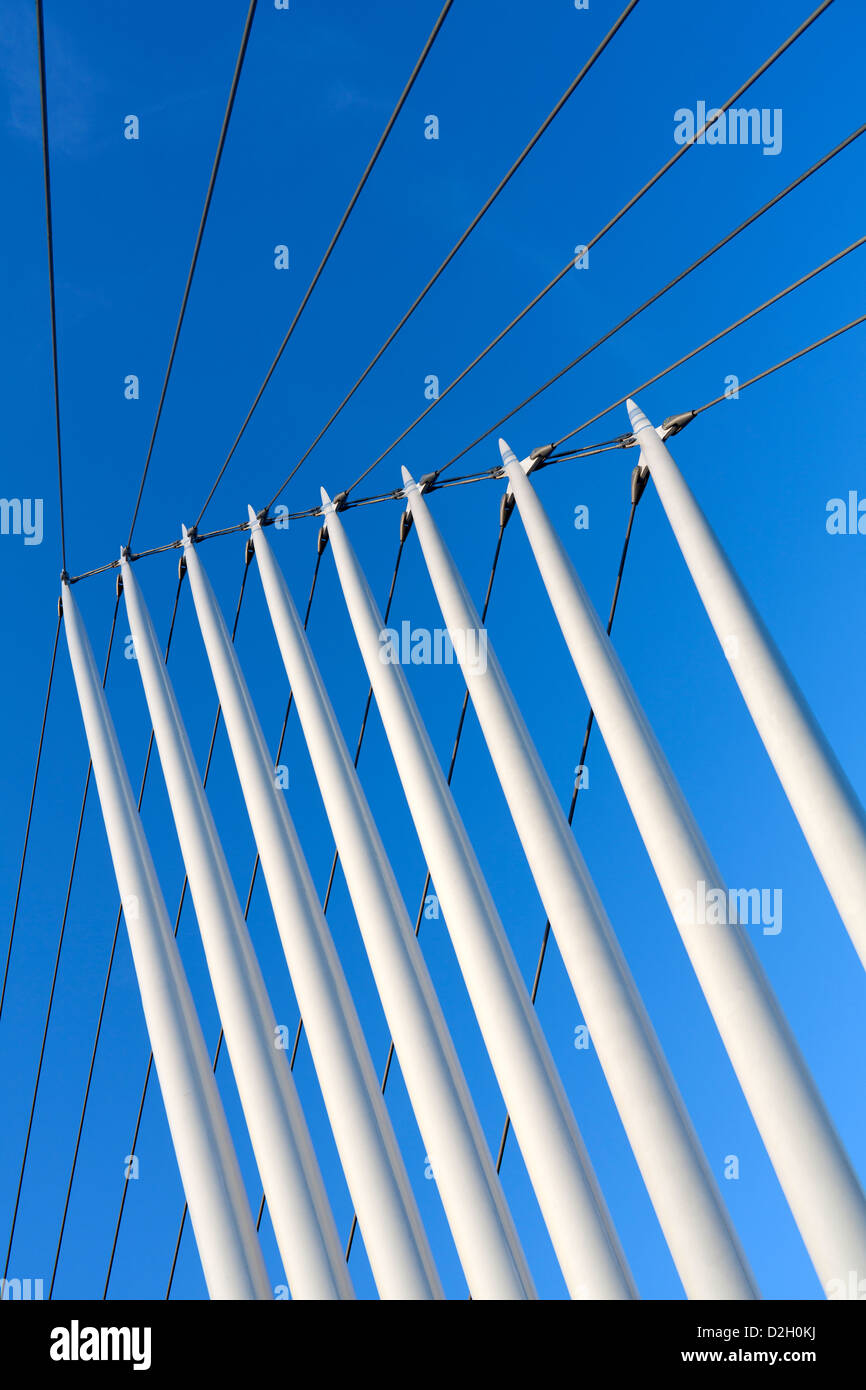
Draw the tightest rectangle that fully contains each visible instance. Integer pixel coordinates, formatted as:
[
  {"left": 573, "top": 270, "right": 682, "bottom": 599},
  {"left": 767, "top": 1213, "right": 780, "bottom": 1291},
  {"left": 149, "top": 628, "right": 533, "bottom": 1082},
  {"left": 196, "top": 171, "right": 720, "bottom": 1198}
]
[
  {"left": 66, "top": 235, "right": 863, "bottom": 587},
  {"left": 495, "top": 495, "right": 640, "bottom": 1173},
  {"left": 64, "top": 439, "right": 624, "bottom": 583}
]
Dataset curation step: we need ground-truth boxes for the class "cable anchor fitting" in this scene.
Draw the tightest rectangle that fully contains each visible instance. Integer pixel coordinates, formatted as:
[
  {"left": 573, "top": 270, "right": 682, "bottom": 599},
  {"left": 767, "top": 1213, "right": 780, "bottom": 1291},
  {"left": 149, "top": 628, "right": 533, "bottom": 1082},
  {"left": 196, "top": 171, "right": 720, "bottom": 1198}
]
[
  {"left": 659, "top": 410, "right": 697, "bottom": 440},
  {"left": 528, "top": 443, "right": 555, "bottom": 472},
  {"left": 631, "top": 463, "right": 650, "bottom": 505}
]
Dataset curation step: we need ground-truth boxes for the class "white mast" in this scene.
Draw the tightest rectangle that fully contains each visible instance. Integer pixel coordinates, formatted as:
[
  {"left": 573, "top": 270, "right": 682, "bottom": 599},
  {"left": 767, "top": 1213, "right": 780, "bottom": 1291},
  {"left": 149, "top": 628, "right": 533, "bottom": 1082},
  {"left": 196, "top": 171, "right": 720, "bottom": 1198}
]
[
  {"left": 502, "top": 436, "right": 866, "bottom": 1297},
  {"left": 247, "top": 509, "right": 535, "bottom": 1300},
  {"left": 402, "top": 467, "right": 758, "bottom": 1301},
  {"left": 627, "top": 396, "right": 866, "bottom": 975},
  {"left": 182, "top": 532, "right": 442, "bottom": 1301},
  {"left": 321, "top": 489, "right": 636, "bottom": 1300},
  {"left": 120, "top": 553, "right": 354, "bottom": 1300},
  {"left": 62, "top": 579, "right": 271, "bottom": 1301}
]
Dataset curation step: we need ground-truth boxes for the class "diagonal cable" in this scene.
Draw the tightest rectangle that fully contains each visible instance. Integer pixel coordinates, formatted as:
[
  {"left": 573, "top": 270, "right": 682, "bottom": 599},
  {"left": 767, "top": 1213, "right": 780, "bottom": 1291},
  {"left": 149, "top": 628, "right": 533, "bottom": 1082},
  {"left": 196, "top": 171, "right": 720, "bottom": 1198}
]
[
  {"left": 194, "top": 0, "right": 458, "bottom": 528},
  {"left": 262, "top": 0, "right": 642, "bottom": 511},
  {"left": 305, "top": 0, "right": 834, "bottom": 504},
  {"left": 344, "top": 514, "right": 507, "bottom": 1260},
  {"left": 552, "top": 237, "right": 866, "bottom": 448},
  {"left": 431, "top": 122, "right": 866, "bottom": 479},
  {"left": 495, "top": 494, "right": 640, "bottom": 1171},
  {"left": 127, "top": 0, "right": 260, "bottom": 548}
]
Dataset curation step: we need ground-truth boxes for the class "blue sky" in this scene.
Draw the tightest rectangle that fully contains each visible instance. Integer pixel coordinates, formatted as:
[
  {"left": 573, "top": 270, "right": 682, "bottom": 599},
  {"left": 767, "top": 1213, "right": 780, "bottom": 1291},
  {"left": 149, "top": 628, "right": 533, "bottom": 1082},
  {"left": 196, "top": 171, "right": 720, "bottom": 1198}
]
[{"left": 1, "top": 0, "right": 865, "bottom": 1300}]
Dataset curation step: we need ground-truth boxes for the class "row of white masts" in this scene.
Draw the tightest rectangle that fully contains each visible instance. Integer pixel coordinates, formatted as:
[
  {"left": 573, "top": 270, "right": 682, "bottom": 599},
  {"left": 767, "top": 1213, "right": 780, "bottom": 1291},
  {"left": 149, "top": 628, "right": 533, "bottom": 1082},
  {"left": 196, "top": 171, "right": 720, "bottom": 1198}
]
[{"left": 62, "top": 398, "right": 866, "bottom": 1299}]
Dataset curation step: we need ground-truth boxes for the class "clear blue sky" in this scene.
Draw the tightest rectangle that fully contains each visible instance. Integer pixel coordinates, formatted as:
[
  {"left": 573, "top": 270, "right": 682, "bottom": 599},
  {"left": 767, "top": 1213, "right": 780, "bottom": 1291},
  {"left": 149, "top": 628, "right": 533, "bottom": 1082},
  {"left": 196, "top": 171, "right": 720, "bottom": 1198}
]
[{"left": 1, "top": 0, "right": 865, "bottom": 1299}]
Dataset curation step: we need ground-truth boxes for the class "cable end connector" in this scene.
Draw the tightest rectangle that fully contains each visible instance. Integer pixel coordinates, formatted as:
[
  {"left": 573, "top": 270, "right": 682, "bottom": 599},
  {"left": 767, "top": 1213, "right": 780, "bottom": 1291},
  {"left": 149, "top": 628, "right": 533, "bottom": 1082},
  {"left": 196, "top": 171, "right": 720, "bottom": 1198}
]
[
  {"left": 500, "top": 491, "right": 515, "bottom": 529},
  {"left": 659, "top": 410, "right": 697, "bottom": 440},
  {"left": 117, "top": 548, "right": 131, "bottom": 595},
  {"left": 529, "top": 443, "right": 555, "bottom": 469},
  {"left": 631, "top": 463, "right": 650, "bottom": 506},
  {"left": 622, "top": 409, "right": 697, "bottom": 450},
  {"left": 317, "top": 524, "right": 329, "bottom": 554},
  {"left": 399, "top": 508, "right": 414, "bottom": 542}
]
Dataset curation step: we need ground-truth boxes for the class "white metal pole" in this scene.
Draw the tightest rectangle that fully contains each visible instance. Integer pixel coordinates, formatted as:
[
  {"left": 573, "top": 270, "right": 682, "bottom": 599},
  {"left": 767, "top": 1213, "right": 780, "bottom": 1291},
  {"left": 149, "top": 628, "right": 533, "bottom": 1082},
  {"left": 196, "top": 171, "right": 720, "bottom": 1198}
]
[
  {"left": 502, "top": 443, "right": 866, "bottom": 1296},
  {"left": 247, "top": 510, "right": 535, "bottom": 1300},
  {"left": 182, "top": 532, "right": 442, "bottom": 1301},
  {"left": 402, "top": 468, "right": 758, "bottom": 1301},
  {"left": 120, "top": 553, "right": 354, "bottom": 1301},
  {"left": 627, "top": 397, "right": 866, "bottom": 975},
  {"left": 61, "top": 580, "right": 271, "bottom": 1301},
  {"left": 320, "top": 489, "right": 635, "bottom": 1301}
]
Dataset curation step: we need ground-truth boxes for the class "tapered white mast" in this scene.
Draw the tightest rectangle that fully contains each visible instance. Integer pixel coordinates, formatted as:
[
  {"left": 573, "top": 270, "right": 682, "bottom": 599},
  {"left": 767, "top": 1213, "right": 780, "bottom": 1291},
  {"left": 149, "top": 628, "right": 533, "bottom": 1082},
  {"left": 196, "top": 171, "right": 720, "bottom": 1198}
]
[
  {"left": 402, "top": 468, "right": 758, "bottom": 1301},
  {"left": 120, "top": 553, "right": 354, "bottom": 1301},
  {"left": 320, "top": 489, "right": 635, "bottom": 1300},
  {"left": 61, "top": 579, "right": 271, "bottom": 1301},
  {"left": 627, "top": 397, "right": 866, "bottom": 974},
  {"left": 182, "top": 532, "right": 442, "bottom": 1301},
  {"left": 500, "top": 444, "right": 866, "bottom": 1296},
  {"left": 247, "top": 509, "right": 535, "bottom": 1300}
]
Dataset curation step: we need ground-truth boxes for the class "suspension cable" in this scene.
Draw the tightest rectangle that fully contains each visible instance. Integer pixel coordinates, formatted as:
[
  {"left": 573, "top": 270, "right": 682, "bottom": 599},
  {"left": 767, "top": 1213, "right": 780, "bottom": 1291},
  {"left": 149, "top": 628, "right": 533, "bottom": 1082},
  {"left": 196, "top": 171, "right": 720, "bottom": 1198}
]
[
  {"left": 495, "top": 495, "right": 641, "bottom": 1172},
  {"left": 194, "top": 0, "right": 459, "bottom": 528},
  {"left": 309, "top": 0, "right": 834, "bottom": 504},
  {"left": 262, "top": 0, "right": 643, "bottom": 510},
  {"left": 26, "top": 2, "right": 261, "bottom": 1295},
  {"left": 3, "top": 594, "right": 122, "bottom": 1281},
  {"left": 552, "top": 239, "right": 865, "bottom": 449},
  {"left": 65, "top": 223, "right": 864, "bottom": 588},
  {"left": 0, "top": 612, "right": 61, "bottom": 1025},
  {"left": 126, "top": 0, "right": 260, "bottom": 549},
  {"left": 344, "top": 515, "right": 507, "bottom": 1260},
  {"left": 431, "top": 121, "right": 866, "bottom": 479}
]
